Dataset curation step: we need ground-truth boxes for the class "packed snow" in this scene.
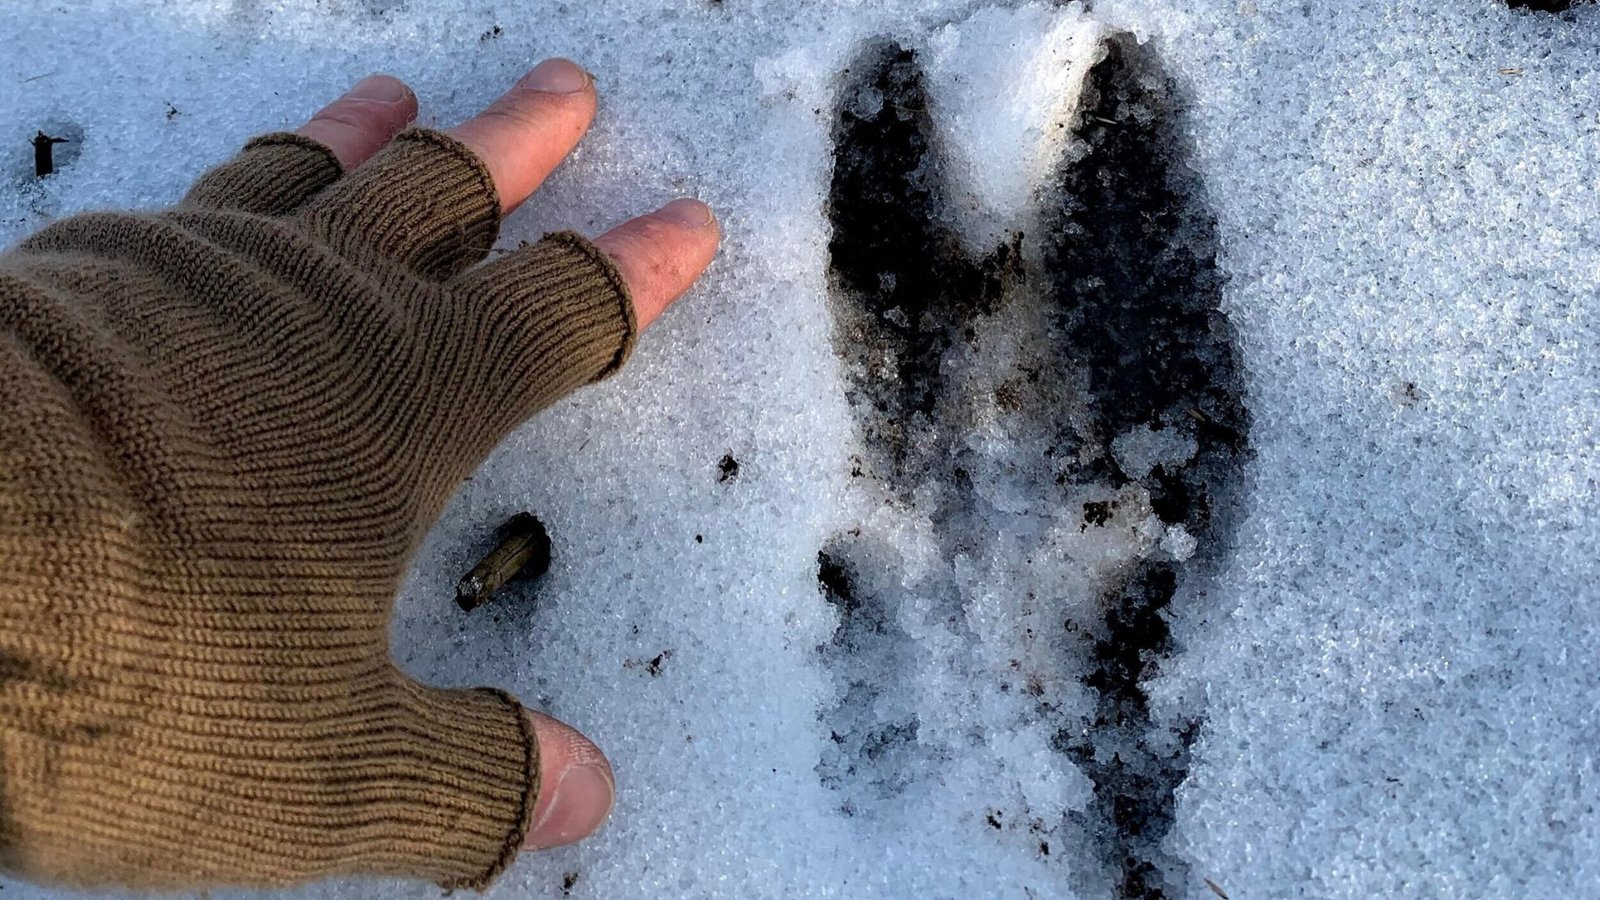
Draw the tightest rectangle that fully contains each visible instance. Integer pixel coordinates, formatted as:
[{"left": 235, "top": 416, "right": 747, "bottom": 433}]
[{"left": 4, "top": 1, "right": 1600, "bottom": 898}]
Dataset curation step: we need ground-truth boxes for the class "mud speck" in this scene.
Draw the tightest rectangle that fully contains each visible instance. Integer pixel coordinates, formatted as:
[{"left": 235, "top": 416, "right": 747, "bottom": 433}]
[
  {"left": 1082, "top": 500, "right": 1116, "bottom": 528},
  {"left": 1506, "top": 0, "right": 1580, "bottom": 10},
  {"left": 625, "top": 650, "right": 675, "bottom": 677},
  {"left": 817, "top": 548, "right": 857, "bottom": 613}
]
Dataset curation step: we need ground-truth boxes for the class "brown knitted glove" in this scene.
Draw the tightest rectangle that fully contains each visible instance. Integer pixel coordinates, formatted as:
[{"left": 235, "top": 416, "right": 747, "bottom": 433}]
[{"left": 0, "top": 128, "right": 634, "bottom": 890}]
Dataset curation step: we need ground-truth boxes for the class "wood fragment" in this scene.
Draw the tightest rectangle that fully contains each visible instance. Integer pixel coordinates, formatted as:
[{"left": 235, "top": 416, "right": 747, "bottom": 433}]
[
  {"left": 32, "top": 131, "right": 68, "bottom": 177},
  {"left": 1204, "top": 877, "right": 1231, "bottom": 899},
  {"left": 455, "top": 513, "right": 551, "bottom": 611}
]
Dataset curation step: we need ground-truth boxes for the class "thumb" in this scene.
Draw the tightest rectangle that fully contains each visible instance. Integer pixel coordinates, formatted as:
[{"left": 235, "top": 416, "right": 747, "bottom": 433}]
[{"left": 524, "top": 710, "right": 617, "bottom": 850}]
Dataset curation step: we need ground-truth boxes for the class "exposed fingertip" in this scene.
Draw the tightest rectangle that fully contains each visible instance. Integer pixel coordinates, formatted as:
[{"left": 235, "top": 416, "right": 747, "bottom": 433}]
[
  {"left": 346, "top": 74, "right": 414, "bottom": 106},
  {"left": 447, "top": 62, "right": 598, "bottom": 213},
  {"left": 524, "top": 711, "right": 616, "bottom": 851},
  {"left": 519, "top": 58, "right": 593, "bottom": 95},
  {"left": 658, "top": 197, "right": 716, "bottom": 229},
  {"left": 592, "top": 198, "right": 721, "bottom": 330},
  {"left": 296, "top": 75, "right": 419, "bottom": 170}
]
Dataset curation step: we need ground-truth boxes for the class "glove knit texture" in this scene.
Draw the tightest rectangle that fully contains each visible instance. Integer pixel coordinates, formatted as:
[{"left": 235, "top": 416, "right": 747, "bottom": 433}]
[{"left": 0, "top": 128, "right": 636, "bottom": 891}]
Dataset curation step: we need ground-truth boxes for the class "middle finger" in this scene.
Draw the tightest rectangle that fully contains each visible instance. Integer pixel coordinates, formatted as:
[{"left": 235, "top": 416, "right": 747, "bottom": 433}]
[{"left": 448, "top": 58, "right": 599, "bottom": 215}]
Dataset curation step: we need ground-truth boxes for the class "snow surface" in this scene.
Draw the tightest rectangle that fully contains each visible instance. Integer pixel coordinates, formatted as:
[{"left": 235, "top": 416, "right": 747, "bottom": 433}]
[{"left": 5, "top": 1, "right": 1600, "bottom": 898}]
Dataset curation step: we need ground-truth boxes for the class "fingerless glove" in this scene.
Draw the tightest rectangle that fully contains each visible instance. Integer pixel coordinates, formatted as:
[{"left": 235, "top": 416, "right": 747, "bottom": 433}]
[{"left": 0, "top": 128, "right": 634, "bottom": 890}]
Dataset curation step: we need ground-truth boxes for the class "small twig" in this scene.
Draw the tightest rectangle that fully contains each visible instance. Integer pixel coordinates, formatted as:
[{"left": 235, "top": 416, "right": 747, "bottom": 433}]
[
  {"left": 32, "top": 131, "right": 69, "bottom": 177},
  {"left": 455, "top": 513, "right": 551, "bottom": 612}
]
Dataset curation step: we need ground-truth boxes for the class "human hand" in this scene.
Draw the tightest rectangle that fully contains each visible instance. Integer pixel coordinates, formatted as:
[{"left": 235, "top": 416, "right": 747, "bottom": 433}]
[
  {"left": 289, "top": 58, "right": 720, "bottom": 852},
  {"left": 298, "top": 58, "right": 718, "bottom": 333},
  {"left": 0, "top": 57, "right": 717, "bottom": 892}
]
